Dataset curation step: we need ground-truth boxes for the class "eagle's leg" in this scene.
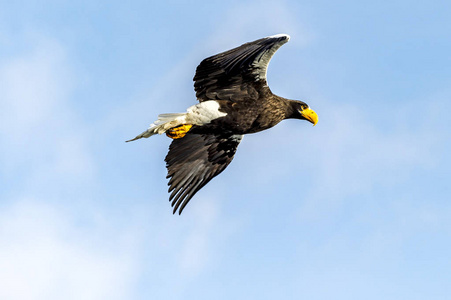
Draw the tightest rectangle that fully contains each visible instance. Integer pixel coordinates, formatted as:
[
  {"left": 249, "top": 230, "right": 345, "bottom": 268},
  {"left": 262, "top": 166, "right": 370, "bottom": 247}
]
[{"left": 166, "top": 124, "right": 193, "bottom": 139}]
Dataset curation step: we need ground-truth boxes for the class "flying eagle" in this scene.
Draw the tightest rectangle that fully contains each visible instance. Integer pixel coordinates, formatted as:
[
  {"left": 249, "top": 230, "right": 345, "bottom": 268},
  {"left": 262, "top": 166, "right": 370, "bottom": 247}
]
[{"left": 127, "top": 34, "right": 318, "bottom": 214}]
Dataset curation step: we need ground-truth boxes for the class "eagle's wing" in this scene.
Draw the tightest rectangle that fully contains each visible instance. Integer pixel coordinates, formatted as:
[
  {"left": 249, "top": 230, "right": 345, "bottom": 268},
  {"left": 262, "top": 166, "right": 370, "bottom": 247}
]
[
  {"left": 165, "top": 133, "right": 243, "bottom": 214},
  {"left": 193, "top": 34, "right": 290, "bottom": 102}
]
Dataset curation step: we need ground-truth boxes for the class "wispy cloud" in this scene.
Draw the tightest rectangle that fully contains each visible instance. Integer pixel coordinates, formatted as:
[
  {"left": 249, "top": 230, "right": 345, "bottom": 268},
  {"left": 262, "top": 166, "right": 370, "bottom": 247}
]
[
  {"left": 0, "top": 34, "right": 95, "bottom": 194},
  {"left": 0, "top": 200, "right": 139, "bottom": 300},
  {"left": 0, "top": 34, "right": 139, "bottom": 299}
]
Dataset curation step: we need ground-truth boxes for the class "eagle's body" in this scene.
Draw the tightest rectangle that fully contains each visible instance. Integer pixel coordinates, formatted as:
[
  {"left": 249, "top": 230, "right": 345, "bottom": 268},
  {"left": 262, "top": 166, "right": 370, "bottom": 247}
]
[
  {"left": 190, "top": 96, "right": 291, "bottom": 135},
  {"left": 127, "top": 34, "right": 318, "bottom": 214}
]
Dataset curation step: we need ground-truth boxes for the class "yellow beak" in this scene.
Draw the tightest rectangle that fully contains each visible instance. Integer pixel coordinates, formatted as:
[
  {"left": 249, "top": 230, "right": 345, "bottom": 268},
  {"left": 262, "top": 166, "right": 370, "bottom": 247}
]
[{"left": 301, "top": 107, "right": 318, "bottom": 126}]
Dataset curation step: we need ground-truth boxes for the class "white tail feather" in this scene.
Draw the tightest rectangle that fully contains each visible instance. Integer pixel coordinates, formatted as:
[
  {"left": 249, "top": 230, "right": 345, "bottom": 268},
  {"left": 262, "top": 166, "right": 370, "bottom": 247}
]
[
  {"left": 126, "top": 112, "right": 187, "bottom": 142},
  {"left": 154, "top": 113, "right": 186, "bottom": 124}
]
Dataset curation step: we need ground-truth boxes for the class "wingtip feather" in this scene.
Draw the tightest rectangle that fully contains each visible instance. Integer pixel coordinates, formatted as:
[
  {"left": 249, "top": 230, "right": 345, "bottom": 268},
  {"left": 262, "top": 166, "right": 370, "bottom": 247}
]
[{"left": 268, "top": 33, "right": 290, "bottom": 41}]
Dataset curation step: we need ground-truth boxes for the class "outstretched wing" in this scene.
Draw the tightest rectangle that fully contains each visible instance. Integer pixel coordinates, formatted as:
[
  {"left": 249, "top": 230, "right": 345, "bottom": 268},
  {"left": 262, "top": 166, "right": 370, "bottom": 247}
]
[
  {"left": 193, "top": 34, "right": 290, "bottom": 102},
  {"left": 165, "top": 133, "right": 243, "bottom": 214}
]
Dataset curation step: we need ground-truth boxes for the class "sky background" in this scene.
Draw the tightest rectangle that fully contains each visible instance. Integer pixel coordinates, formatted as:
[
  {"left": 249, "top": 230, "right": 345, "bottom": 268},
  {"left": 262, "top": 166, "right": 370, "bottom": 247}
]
[{"left": 1, "top": 0, "right": 451, "bottom": 299}]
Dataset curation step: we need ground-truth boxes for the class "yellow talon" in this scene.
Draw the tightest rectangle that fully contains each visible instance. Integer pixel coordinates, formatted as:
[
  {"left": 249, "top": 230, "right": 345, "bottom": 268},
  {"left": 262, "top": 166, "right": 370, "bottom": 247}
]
[{"left": 166, "top": 124, "right": 193, "bottom": 139}]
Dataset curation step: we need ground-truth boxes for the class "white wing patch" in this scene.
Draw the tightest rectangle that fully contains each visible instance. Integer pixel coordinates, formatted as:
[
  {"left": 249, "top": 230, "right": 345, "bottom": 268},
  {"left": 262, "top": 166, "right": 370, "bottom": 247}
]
[{"left": 186, "top": 101, "right": 227, "bottom": 125}]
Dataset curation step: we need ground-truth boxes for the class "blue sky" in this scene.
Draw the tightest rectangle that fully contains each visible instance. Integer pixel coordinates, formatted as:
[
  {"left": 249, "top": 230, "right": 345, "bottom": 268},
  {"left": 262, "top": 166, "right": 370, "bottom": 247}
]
[{"left": 1, "top": 0, "right": 450, "bottom": 299}]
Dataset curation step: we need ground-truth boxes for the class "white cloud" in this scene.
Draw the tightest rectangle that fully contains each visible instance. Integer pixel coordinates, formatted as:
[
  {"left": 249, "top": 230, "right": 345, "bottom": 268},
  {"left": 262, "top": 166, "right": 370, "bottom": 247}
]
[
  {"left": 0, "top": 36, "right": 70, "bottom": 133},
  {"left": 0, "top": 34, "right": 129, "bottom": 298},
  {"left": 0, "top": 200, "right": 139, "bottom": 300},
  {"left": 0, "top": 34, "right": 95, "bottom": 189}
]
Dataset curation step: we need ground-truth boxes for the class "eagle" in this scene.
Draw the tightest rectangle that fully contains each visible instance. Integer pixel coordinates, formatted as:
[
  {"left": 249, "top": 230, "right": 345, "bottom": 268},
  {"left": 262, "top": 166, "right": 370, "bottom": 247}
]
[{"left": 127, "top": 34, "right": 318, "bottom": 214}]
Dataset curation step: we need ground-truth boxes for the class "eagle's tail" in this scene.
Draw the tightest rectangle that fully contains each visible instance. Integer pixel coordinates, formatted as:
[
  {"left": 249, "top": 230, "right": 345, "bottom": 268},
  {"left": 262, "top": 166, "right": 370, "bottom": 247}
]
[{"left": 126, "top": 113, "right": 187, "bottom": 142}]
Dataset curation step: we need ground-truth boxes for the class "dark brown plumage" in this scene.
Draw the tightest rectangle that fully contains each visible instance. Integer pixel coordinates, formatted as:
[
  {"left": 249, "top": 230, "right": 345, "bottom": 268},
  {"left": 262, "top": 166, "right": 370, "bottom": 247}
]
[
  {"left": 127, "top": 34, "right": 318, "bottom": 214},
  {"left": 165, "top": 133, "right": 242, "bottom": 213}
]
